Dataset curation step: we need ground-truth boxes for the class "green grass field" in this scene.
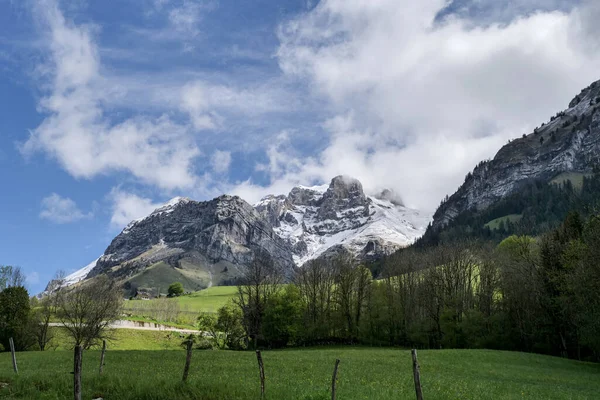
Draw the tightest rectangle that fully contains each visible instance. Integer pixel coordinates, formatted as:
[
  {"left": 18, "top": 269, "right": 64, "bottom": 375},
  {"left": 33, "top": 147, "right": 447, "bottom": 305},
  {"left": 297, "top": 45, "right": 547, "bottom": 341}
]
[
  {"left": 550, "top": 172, "right": 591, "bottom": 191},
  {"left": 175, "top": 286, "right": 238, "bottom": 313},
  {"left": 0, "top": 347, "right": 598, "bottom": 399},
  {"left": 50, "top": 328, "right": 188, "bottom": 351},
  {"left": 484, "top": 214, "right": 523, "bottom": 230}
]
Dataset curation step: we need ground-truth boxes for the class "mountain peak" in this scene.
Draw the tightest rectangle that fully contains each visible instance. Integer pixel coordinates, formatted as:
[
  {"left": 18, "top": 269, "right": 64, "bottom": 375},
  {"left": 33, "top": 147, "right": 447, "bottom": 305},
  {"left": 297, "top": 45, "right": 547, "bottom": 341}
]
[
  {"left": 122, "top": 196, "right": 192, "bottom": 234},
  {"left": 254, "top": 176, "right": 431, "bottom": 266}
]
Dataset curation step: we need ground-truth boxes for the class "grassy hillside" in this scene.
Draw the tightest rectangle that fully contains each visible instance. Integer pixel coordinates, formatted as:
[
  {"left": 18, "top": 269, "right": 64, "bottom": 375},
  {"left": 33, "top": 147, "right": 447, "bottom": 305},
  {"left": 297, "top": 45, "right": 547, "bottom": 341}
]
[
  {"left": 0, "top": 348, "right": 598, "bottom": 399},
  {"left": 550, "top": 172, "right": 591, "bottom": 191},
  {"left": 175, "top": 286, "right": 238, "bottom": 313},
  {"left": 484, "top": 214, "right": 523, "bottom": 230},
  {"left": 122, "top": 286, "right": 238, "bottom": 327}
]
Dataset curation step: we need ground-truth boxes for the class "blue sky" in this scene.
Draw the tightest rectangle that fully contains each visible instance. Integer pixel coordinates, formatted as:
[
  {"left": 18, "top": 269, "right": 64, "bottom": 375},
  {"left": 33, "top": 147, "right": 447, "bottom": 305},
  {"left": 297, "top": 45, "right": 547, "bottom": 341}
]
[{"left": 1, "top": 0, "right": 599, "bottom": 293}]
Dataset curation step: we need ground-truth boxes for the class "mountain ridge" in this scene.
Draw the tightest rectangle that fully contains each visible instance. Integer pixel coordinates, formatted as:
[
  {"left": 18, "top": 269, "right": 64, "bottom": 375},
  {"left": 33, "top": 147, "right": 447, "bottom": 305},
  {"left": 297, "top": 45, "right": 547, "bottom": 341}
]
[
  {"left": 50, "top": 176, "right": 430, "bottom": 294},
  {"left": 431, "top": 79, "right": 600, "bottom": 231}
]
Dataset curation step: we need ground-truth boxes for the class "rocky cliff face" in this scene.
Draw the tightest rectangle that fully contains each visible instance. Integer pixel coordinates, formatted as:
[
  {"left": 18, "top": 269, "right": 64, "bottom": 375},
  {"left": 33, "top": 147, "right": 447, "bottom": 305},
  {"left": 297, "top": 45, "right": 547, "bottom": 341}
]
[
  {"left": 87, "top": 195, "right": 296, "bottom": 293},
  {"left": 255, "top": 176, "right": 431, "bottom": 264},
  {"left": 433, "top": 79, "right": 600, "bottom": 228}
]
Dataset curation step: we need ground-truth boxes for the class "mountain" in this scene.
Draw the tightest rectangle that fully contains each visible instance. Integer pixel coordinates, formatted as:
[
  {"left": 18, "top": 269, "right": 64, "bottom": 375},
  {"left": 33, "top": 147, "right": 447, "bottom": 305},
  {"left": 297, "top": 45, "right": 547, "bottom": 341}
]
[
  {"left": 427, "top": 79, "right": 600, "bottom": 239},
  {"left": 50, "top": 176, "right": 430, "bottom": 295},
  {"left": 255, "top": 176, "right": 430, "bottom": 265},
  {"left": 82, "top": 195, "right": 295, "bottom": 295}
]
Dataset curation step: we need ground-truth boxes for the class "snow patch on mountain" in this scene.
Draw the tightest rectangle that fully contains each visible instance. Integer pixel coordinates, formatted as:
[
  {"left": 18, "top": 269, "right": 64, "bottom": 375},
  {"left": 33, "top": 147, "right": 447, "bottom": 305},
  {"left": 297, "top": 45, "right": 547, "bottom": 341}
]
[
  {"left": 255, "top": 177, "right": 432, "bottom": 265},
  {"left": 63, "top": 258, "right": 99, "bottom": 286}
]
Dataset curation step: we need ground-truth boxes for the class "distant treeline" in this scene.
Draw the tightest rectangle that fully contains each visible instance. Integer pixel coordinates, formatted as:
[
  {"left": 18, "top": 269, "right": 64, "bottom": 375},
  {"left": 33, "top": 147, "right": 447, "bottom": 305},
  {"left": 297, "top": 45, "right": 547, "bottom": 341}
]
[
  {"left": 417, "top": 172, "right": 600, "bottom": 246},
  {"left": 204, "top": 212, "right": 600, "bottom": 362}
]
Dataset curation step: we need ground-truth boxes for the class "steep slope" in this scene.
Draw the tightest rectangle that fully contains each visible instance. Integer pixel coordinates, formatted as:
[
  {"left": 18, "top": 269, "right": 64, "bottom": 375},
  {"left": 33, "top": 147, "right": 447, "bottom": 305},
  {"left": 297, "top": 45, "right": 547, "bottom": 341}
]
[
  {"left": 255, "top": 176, "right": 431, "bottom": 264},
  {"left": 86, "top": 195, "right": 296, "bottom": 294},
  {"left": 432, "top": 79, "right": 600, "bottom": 230}
]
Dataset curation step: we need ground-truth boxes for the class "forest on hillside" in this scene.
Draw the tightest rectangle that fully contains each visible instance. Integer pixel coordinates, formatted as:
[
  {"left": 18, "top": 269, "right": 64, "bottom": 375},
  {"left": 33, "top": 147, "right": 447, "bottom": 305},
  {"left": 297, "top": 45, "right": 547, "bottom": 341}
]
[{"left": 417, "top": 172, "right": 600, "bottom": 246}]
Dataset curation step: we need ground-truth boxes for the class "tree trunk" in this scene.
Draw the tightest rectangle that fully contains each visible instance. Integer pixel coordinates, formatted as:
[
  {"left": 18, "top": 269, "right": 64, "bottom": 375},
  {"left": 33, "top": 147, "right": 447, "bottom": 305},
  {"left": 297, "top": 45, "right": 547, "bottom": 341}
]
[{"left": 74, "top": 345, "right": 83, "bottom": 400}]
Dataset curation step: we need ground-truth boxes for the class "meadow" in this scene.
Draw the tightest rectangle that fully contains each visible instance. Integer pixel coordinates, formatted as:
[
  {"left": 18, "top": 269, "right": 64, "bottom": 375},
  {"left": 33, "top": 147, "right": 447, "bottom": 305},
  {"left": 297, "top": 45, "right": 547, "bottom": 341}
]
[
  {"left": 0, "top": 347, "right": 598, "bottom": 399},
  {"left": 122, "top": 286, "right": 238, "bottom": 327}
]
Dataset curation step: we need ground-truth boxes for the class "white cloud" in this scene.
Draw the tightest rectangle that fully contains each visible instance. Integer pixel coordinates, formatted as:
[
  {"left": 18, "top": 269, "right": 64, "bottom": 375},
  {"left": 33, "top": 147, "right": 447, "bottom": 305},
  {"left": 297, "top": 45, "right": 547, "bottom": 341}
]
[
  {"left": 109, "top": 189, "right": 163, "bottom": 228},
  {"left": 236, "top": 0, "right": 600, "bottom": 210},
  {"left": 180, "top": 80, "right": 288, "bottom": 131},
  {"left": 168, "top": 1, "right": 207, "bottom": 38},
  {"left": 22, "top": 0, "right": 201, "bottom": 191},
  {"left": 211, "top": 150, "right": 231, "bottom": 174},
  {"left": 40, "top": 193, "right": 92, "bottom": 224}
]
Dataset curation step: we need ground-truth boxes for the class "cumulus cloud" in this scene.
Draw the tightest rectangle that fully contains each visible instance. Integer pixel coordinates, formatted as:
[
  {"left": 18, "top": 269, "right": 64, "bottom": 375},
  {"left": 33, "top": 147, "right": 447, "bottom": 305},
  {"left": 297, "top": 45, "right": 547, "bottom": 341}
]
[
  {"left": 109, "top": 189, "right": 163, "bottom": 228},
  {"left": 211, "top": 150, "right": 232, "bottom": 174},
  {"left": 21, "top": 0, "right": 201, "bottom": 191},
  {"left": 40, "top": 193, "right": 92, "bottom": 223},
  {"left": 235, "top": 0, "right": 600, "bottom": 210}
]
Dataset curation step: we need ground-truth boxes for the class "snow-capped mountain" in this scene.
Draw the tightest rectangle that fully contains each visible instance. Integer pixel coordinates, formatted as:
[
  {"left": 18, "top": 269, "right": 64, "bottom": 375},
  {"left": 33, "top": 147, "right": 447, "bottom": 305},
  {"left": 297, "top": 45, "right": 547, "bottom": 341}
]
[
  {"left": 255, "top": 176, "right": 432, "bottom": 265},
  {"left": 46, "top": 176, "right": 431, "bottom": 294}
]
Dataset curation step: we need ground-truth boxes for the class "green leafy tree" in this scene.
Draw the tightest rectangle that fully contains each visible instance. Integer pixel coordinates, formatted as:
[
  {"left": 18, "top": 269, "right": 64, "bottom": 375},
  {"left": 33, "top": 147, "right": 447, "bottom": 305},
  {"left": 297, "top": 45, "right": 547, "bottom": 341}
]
[
  {"left": 0, "top": 286, "right": 32, "bottom": 350},
  {"left": 263, "top": 285, "right": 304, "bottom": 347},
  {"left": 168, "top": 282, "right": 184, "bottom": 297},
  {"left": 198, "top": 303, "right": 245, "bottom": 350}
]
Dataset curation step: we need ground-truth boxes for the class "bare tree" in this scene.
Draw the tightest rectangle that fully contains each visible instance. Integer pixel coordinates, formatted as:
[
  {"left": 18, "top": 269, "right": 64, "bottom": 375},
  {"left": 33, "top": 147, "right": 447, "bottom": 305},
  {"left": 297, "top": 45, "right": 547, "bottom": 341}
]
[
  {"left": 235, "top": 249, "right": 283, "bottom": 348},
  {"left": 56, "top": 275, "right": 123, "bottom": 349},
  {"left": 295, "top": 258, "right": 335, "bottom": 340},
  {"left": 32, "top": 270, "right": 66, "bottom": 351},
  {"left": 332, "top": 254, "right": 372, "bottom": 339},
  {"left": 0, "top": 266, "right": 26, "bottom": 290},
  {"left": 55, "top": 275, "right": 122, "bottom": 400}
]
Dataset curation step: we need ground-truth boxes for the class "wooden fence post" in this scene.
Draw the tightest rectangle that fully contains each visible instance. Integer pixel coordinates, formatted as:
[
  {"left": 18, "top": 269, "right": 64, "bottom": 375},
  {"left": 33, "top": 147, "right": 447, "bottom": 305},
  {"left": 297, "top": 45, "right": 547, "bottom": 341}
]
[
  {"left": 256, "top": 350, "right": 265, "bottom": 398},
  {"left": 99, "top": 340, "right": 106, "bottom": 375},
  {"left": 74, "top": 345, "right": 83, "bottom": 400},
  {"left": 182, "top": 339, "right": 193, "bottom": 382},
  {"left": 331, "top": 359, "right": 340, "bottom": 400},
  {"left": 9, "top": 338, "right": 18, "bottom": 374},
  {"left": 411, "top": 349, "right": 424, "bottom": 400}
]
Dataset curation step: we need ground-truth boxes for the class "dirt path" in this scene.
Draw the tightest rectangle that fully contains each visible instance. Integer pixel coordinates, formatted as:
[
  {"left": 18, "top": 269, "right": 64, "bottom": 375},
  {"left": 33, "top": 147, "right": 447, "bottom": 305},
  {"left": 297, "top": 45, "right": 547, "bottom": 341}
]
[{"left": 49, "top": 320, "right": 199, "bottom": 335}]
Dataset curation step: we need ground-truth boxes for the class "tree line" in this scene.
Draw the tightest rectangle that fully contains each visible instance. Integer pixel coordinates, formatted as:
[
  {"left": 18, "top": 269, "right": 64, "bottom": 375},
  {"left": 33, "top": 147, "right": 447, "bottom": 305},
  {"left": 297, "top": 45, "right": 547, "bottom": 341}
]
[{"left": 201, "top": 212, "right": 600, "bottom": 361}]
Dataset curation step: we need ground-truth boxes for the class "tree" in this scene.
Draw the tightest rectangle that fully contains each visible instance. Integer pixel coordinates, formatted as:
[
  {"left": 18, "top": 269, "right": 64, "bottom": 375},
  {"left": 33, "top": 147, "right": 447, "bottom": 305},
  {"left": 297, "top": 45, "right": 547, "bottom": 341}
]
[
  {"left": 168, "top": 282, "right": 184, "bottom": 297},
  {"left": 262, "top": 285, "right": 303, "bottom": 347},
  {"left": 235, "top": 249, "right": 283, "bottom": 348},
  {"left": 55, "top": 275, "right": 123, "bottom": 349},
  {"left": 295, "top": 258, "right": 335, "bottom": 341},
  {"left": 0, "top": 286, "right": 31, "bottom": 350},
  {"left": 32, "top": 271, "right": 66, "bottom": 351},
  {"left": 0, "top": 266, "right": 26, "bottom": 291},
  {"left": 198, "top": 303, "right": 246, "bottom": 350},
  {"left": 55, "top": 276, "right": 122, "bottom": 400}
]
